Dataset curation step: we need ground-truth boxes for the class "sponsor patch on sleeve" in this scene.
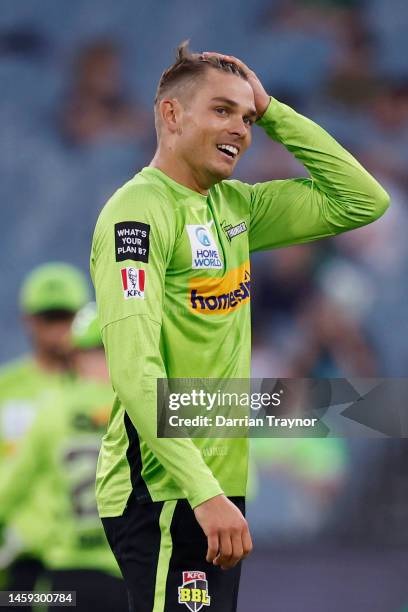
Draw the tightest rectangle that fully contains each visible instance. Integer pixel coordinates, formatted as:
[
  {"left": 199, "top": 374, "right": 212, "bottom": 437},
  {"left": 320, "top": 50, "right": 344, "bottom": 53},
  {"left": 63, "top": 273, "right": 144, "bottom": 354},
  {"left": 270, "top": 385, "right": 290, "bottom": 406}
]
[
  {"left": 115, "top": 221, "right": 150, "bottom": 263},
  {"left": 121, "top": 267, "right": 145, "bottom": 299}
]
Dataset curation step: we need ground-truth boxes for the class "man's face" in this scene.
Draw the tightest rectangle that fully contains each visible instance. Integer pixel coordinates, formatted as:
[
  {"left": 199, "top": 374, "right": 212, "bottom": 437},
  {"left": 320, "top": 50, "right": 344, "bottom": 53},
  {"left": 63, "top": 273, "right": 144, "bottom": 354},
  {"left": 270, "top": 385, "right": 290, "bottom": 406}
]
[
  {"left": 176, "top": 69, "right": 257, "bottom": 185},
  {"left": 25, "top": 311, "right": 75, "bottom": 359}
]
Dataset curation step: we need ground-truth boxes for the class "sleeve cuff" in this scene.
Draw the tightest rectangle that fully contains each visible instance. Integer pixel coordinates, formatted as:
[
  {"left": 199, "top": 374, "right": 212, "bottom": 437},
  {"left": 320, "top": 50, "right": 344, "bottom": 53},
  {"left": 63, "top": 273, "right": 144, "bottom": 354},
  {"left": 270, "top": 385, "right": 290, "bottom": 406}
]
[
  {"left": 256, "top": 97, "right": 281, "bottom": 127},
  {"left": 187, "top": 482, "right": 224, "bottom": 510}
]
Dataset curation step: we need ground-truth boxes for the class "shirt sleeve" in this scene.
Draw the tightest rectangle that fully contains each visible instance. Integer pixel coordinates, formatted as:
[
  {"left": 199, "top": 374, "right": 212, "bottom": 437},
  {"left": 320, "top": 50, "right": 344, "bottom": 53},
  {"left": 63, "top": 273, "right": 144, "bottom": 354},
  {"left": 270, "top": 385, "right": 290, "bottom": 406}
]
[
  {"left": 91, "top": 182, "right": 223, "bottom": 509},
  {"left": 248, "top": 97, "right": 390, "bottom": 252}
]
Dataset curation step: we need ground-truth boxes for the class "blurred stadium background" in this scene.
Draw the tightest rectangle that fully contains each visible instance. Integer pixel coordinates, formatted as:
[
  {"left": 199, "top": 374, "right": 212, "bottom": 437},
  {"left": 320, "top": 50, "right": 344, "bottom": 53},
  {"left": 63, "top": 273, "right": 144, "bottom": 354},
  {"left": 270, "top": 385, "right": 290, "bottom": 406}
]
[{"left": 1, "top": 0, "right": 408, "bottom": 610}]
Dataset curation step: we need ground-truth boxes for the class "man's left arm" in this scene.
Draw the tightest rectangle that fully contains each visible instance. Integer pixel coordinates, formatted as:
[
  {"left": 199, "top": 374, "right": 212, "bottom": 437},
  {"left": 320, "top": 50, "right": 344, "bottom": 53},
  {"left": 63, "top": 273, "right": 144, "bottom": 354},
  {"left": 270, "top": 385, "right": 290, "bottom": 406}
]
[
  {"left": 248, "top": 97, "right": 390, "bottom": 251},
  {"left": 202, "top": 51, "right": 390, "bottom": 251}
]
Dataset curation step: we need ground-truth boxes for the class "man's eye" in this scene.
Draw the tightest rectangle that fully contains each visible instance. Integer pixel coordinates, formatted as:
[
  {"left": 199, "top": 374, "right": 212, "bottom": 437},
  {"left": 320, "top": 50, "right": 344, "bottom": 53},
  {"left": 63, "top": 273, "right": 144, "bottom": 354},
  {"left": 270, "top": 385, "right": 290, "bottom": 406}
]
[
  {"left": 244, "top": 117, "right": 254, "bottom": 126},
  {"left": 215, "top": 107, "right": 227, "bottom": 115}
]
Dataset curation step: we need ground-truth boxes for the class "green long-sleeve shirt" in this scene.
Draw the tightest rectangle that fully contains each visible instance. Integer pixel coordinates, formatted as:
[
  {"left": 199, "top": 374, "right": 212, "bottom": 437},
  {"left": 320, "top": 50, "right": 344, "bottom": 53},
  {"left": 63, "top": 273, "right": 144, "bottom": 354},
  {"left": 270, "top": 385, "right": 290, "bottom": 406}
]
[{"left": 91, "top": 97, "right": 389, "bottom": 517}]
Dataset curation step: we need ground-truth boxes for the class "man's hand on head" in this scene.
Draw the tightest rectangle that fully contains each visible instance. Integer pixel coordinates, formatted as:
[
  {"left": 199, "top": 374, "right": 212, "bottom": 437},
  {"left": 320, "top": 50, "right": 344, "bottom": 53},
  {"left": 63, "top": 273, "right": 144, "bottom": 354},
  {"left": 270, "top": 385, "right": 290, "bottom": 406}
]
[{"left": 202, "top": 52, "right": 270, "bottom": 118}]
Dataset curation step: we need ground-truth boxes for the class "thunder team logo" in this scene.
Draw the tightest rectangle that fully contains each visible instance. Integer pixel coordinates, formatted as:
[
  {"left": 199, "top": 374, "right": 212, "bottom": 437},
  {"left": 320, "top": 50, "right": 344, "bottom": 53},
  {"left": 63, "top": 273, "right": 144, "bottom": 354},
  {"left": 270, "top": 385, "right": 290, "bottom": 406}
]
[{"left": 178, "top": 571, "right": 211, "bottom": 611}]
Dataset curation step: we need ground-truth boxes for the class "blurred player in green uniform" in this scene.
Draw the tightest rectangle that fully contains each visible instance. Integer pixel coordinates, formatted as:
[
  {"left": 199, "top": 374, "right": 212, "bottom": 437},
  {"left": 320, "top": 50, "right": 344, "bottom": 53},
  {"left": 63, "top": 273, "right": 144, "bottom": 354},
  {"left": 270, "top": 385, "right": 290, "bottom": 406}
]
[
  {"left": 0, "top": 302, "right": 127, "bottom": 611},
  {"left": 0, "top": 263, "right": 89, "bottom": 599}
]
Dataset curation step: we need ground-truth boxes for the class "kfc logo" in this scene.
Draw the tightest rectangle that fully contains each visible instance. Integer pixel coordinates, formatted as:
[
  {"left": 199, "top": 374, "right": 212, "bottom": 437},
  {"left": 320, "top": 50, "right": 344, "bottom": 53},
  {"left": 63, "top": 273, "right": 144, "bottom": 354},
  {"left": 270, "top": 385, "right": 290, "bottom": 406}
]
[{"left": 120, "top": 267, "right": 145, "bottom": 299}]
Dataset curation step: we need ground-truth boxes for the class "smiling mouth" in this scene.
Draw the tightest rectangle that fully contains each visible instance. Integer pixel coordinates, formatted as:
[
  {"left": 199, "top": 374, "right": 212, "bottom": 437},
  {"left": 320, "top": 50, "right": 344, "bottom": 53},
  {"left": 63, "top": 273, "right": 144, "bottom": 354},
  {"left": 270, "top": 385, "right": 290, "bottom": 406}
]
[{"left": 216, "top": 144, "right": 239, "bottom": 160}]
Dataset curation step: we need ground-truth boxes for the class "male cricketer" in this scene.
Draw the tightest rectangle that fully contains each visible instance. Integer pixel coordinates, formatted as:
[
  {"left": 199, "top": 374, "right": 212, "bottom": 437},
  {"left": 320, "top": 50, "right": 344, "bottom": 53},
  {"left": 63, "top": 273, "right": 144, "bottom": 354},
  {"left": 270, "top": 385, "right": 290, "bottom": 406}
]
[{"left": 91, "top": 42, "right": 389, "bottom": 612}]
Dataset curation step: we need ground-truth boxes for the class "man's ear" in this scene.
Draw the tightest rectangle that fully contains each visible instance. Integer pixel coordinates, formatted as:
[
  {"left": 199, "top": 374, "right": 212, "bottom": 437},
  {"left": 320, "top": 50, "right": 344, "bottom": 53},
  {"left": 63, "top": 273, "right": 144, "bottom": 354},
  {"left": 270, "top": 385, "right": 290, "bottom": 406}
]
[{"left": 159, "top": 98, "right": 183, "bottom": 134}]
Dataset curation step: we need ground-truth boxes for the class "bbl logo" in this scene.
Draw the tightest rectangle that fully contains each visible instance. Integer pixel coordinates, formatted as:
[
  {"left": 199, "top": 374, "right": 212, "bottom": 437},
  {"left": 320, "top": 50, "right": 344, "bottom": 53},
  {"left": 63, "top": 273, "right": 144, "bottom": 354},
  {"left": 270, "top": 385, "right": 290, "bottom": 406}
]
[{"left": 178, "top": 571, "right": 211, "bottom": 611}]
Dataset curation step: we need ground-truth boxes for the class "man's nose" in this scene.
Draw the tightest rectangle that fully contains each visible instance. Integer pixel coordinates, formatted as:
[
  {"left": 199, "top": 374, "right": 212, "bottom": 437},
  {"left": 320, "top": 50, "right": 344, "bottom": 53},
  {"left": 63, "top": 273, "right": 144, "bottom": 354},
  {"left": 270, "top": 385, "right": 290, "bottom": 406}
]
[{"left": 228, "top": 118, "right": 247, "bottom": 138}]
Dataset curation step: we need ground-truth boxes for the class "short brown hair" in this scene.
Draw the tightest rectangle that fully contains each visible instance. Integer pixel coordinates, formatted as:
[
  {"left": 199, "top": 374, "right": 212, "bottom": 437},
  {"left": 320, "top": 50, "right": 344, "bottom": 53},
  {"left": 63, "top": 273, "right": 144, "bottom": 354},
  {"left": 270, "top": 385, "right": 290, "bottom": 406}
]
[{"left": 154, "top": 40, "right": 247, "bottom": 108}]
